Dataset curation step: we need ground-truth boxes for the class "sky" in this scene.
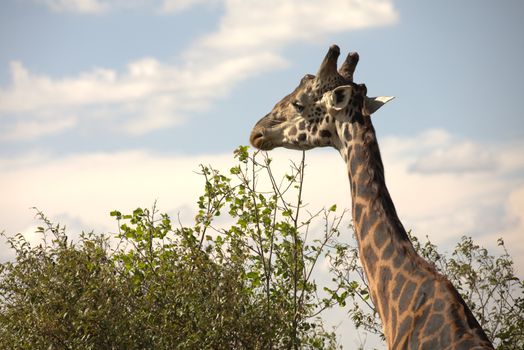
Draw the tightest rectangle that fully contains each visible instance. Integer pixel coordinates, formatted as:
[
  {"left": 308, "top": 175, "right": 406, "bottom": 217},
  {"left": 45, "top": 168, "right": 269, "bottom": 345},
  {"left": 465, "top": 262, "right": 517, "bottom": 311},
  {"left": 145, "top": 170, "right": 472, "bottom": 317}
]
[{"left": 1, "top": 0, "right": 524, "bottom": 348}]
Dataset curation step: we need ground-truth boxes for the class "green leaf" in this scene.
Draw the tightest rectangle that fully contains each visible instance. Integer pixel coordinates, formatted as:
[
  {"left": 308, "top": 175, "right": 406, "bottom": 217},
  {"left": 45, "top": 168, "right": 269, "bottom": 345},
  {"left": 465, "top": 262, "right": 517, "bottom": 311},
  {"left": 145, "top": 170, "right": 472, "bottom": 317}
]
[{"left": 110, "top": 210, "right": 122, "bottom": 218}]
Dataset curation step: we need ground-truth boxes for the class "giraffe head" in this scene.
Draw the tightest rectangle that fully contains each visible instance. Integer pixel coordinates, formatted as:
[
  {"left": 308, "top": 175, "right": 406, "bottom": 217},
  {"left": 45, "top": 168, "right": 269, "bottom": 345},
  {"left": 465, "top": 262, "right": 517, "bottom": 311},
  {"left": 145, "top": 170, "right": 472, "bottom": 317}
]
[{"left": 250, "top": 45, "right": 393, "bottom": 151}]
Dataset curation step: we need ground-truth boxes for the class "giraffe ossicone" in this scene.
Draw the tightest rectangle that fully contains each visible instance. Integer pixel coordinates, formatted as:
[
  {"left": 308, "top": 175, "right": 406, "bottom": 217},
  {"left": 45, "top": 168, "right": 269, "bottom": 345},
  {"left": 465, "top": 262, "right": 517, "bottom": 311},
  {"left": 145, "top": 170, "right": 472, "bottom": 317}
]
[{"left": 250, "top": 45, "right": 494, "bottom": 350}]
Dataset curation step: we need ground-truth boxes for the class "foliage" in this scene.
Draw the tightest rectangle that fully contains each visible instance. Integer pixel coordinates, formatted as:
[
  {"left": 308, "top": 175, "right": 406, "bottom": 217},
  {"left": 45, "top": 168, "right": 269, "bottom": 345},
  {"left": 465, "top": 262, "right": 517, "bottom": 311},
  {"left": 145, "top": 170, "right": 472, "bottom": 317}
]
[
  {"left": 0, "top": 147, "right": 346, "bottom": 349},
  {"left": 0, "top": 217, "right": 131, "bottom": 350},
  {"left": 329, "top": 231, "right": 524, "bottom": 349}
]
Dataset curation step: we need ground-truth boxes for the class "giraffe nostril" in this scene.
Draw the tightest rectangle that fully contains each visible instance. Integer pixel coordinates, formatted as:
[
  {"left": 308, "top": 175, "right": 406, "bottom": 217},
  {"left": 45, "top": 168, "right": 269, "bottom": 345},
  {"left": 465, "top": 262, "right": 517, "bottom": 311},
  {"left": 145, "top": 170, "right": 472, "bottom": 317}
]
[
  {"left": 251, "top": 132, "right": 263, "bottom": 144},
  {"left": 250, "top": 131, "right": 265, "bottom": 148}
]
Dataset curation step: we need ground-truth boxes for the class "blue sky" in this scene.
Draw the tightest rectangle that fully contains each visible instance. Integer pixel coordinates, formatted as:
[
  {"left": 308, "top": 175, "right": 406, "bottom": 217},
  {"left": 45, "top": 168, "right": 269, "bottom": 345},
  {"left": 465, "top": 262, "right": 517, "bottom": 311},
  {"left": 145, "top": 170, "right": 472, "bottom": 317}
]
[
  {"left": 1, "top": 1, "right": 524, "bottom": 347},
  {"left": 2, "top": 0, "right": 523, "bottom": 156}
]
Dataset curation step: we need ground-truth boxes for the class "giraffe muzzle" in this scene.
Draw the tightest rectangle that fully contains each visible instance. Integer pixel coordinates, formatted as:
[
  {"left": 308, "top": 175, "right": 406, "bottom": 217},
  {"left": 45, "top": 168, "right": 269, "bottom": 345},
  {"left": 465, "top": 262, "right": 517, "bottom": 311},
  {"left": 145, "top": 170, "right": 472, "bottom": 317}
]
[{"left": 249, "top": 129, "right": 275, "bottom": 150}]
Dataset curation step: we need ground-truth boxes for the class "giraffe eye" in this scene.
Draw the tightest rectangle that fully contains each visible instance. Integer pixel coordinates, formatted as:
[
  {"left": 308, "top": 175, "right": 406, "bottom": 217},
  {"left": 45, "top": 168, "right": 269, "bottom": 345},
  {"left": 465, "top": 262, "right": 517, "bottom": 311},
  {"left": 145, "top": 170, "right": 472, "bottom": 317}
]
[{"left": 292, "top": 101, "right": 305, "bottom": 113}]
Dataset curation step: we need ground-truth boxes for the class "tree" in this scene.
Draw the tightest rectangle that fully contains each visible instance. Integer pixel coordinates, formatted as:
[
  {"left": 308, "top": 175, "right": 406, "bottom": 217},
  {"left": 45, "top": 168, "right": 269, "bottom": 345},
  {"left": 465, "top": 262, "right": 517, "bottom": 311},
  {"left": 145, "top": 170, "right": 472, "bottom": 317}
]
[{"left": 0, "top": 148, "right": 346, "bottom": 349}]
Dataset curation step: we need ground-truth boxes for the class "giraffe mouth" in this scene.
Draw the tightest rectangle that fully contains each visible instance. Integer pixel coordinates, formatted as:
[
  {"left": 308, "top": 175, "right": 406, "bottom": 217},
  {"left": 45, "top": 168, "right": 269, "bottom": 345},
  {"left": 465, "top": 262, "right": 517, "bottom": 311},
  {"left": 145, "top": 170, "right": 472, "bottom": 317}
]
[{"left": 249, "top": 130, "right": 275, "bottom": 150}]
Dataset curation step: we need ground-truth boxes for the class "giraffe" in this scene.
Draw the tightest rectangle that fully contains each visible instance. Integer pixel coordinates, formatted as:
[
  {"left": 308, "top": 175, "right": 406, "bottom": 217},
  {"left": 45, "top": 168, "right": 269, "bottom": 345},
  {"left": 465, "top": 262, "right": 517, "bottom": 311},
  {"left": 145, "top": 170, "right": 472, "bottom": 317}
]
[{"left": 249, "top": 45, "right": 494, "bottom": 350}]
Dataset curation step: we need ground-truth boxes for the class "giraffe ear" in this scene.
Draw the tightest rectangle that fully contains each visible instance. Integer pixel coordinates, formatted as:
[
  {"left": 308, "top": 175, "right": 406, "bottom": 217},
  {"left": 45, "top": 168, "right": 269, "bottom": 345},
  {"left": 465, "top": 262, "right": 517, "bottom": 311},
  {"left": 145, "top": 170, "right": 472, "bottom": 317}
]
[
  {"left": 365, "top": 96, "right": 395, "bottom": 115},
  {"left": 327, "top": 85, "right": 353, "bottom": 111}
]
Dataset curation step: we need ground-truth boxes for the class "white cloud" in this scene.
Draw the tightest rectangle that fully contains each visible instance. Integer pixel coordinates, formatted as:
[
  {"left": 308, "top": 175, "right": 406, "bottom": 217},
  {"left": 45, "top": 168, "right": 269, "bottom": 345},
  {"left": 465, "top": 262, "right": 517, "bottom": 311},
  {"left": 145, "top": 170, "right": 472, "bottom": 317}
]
[
  {"left": 33, "top": 0, "right": 108, "bottom": 14},
  {"left": 31, "top": 0, "right": 396, "bottom": 21},
  {"left": 409, "top": 139, "right": 496, "bottom": 174},
  {"left": 0, "top": 53, "right": 286, "bottom": 139},
  {"left": 0, "top": 116, "right": 77, "bottom": 141},
  {"left": 384, "top": 129, "right": 499, "bottom": 174},
  {"left": 160, "top": 0, "right": 220, "bottom": 13},
  {"left": 190, "top": 0, "right": 398, "bottom": 55},
  {"left": 3, "top": 1, "right": 397, "bottom": 141},
  {"left": 503, "top": 185, "right": 524, "bottom": 259},
  {"left": 379, "top": 130, "right": 524, "bottom": 272},
  {"left": 30, "top": 0, "right": 220, "bottom": 14},
  {"left": 0, "top": 150, "right": 216, "bottom": 241}
]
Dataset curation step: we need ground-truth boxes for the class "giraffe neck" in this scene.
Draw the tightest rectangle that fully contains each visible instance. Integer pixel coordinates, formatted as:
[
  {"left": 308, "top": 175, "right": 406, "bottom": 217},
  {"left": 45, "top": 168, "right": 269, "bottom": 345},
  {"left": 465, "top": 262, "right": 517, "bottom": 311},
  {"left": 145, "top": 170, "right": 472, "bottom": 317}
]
[
  {"left": 338, "top": 117, "right": 417, "bottom": 340},
  {"left": 336, "top": 116, "right": 494, "bottom": 349}
]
